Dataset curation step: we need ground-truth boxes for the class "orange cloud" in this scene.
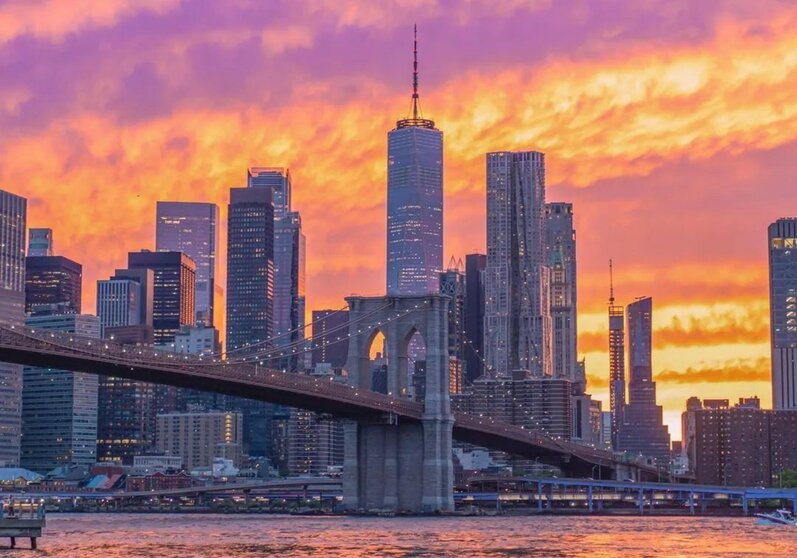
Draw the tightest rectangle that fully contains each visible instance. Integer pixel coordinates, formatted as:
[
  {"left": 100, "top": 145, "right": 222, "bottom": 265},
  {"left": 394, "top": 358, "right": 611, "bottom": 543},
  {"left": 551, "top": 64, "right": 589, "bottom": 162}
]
[
  {"left": 655, "top": 358, "right": 770, "bottom": 384},
  {"left": 579, "top": 303, "right": 770, "bottom": 353}
]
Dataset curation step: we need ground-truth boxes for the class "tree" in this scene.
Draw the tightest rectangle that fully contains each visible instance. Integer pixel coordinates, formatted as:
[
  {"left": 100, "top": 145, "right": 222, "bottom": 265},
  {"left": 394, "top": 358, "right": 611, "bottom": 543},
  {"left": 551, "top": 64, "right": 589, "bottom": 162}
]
[{"left": 778, "top": 469, "right": 797, "bottom": 488}]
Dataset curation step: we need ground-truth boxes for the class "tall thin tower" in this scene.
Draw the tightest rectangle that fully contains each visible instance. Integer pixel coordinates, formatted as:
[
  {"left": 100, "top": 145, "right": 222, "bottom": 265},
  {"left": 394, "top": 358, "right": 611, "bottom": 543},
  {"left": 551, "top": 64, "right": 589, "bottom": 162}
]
[
  {"left": 386, "top": 25, "right": 444, "bottom": 296},
  {"left": 608, "top": 260, "right": 625, "bottom": 449}
]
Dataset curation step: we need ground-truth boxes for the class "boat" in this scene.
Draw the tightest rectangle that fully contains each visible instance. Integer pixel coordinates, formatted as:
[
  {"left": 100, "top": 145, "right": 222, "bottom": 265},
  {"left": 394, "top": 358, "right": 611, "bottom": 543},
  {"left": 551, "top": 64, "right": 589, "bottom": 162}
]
[{"left": 755, "top": 509, "right": 797, "bottom": 526}]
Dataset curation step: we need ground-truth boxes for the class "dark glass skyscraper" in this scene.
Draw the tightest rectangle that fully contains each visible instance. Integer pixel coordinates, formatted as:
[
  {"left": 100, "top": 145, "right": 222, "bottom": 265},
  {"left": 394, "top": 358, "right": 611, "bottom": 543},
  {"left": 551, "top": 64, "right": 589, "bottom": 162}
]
[
  {"left": 464, "top": 253, "right": 487, "bottom": 383},
  {"left": 769, "top": 218, "right": 797, "bottom": 409},
  {"left": 226, "top": 186, "right": 275, "bottom": 458},
  {"left": 386, "top": 27, "right": 443, "bottom": 296},
  {"left": 618, "top": 296, "right": 670, "bottom": 465},
  {"left": 24, "top": 255, "right": 82, "bottom": 314},
  {"left": 440, "top": 261, "right": 465, "bottom": 393},
  {"left": 156, "top": 202, "right": 219, "bottom": 327},
  {"left": 273, "top": 211, "right": 305, "bottom": 372},
  {"left": 127, "top": 251, "right": 196, "bottom": 346},
  {"left": 226, "top": 187, "right": 274, "bottom": 352}
]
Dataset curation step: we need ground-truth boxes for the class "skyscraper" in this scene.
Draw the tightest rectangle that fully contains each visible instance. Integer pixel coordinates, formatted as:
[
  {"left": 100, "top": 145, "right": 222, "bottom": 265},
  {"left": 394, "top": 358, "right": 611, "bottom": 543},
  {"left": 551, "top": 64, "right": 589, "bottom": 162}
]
[
  {"left": 618, "top": 296, "right": 670, "bottom": 465},
  {"left": 226, "top": 187, "right": 274, "bottom": 353},
  {"left": 273, "top": 211, "right": 306, "bottom": 372},
  {"left": 464, "top": 254, "right": 487, "bottom": 383},
  {"left": 440, "top": 260, "right": 466, "bottom": 393},
  {"left": 608, "top": 261, "right": 625, "bottom": 450},
  {"left": 24, "top": 255, "right": 82, "bottom": 315},
  {"left": 96, "top": 270, "right": 156, "bottom": 464},
  {"left": 27, "top": 228, "right": 53, "bottom": 257},
  {"left": 226, "top": 186, "right": 275, "bottom": 458},
  {"left": 0, "top": 189, "right": 25, "bottom": 466},
  {"left": 21, "top": 313, "right": 100, "bottom": 474},
  {"left": 484, "top": 151, "right": 551, "bottom": 378},
  {"left": 156, "top": 202, "right": 219, "bottom": 327},
  {"left": 769, "top": 218, "right": 797, "bottom": 409},
  {"left": 127, "top": 251, "right": 196, "bottom": 346},
  {"left": 96, "top": 277, "right": 143, "bottom": 333},
  {"left": 386, "top": 26, "right": 443, "bottom": 296},
  {"left": 545, "top": 202, "right": 579, "bottom": 387}
]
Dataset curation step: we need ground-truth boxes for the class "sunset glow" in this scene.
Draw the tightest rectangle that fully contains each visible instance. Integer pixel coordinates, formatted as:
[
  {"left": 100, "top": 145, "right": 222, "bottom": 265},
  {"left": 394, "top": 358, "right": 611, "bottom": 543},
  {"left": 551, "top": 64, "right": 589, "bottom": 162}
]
[{"left": 2, "top": 0, "right": 794, "bottom": 439}]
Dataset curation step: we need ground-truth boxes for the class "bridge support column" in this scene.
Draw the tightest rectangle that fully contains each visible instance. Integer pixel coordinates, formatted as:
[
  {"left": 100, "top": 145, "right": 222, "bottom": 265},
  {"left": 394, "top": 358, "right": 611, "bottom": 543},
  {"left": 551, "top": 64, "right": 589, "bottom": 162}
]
[
  {"left": 637, "top": 489, "right": 644, "bottom": 515},
  {"left": 688, "top": 492, "right": 695, "bottom": 515},
  {"left": 342, "top": 295, "right": 454, "bottom": 514},
  {"left": 742, "top": 495, "right": 748, "bottom": 515}
]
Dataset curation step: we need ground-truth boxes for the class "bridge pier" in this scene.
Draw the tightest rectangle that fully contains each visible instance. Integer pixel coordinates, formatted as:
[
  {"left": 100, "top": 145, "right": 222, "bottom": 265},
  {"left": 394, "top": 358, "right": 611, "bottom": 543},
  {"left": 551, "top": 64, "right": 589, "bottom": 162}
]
[{"left": 343, "top": 296, "right": 454, "bottom": 513}]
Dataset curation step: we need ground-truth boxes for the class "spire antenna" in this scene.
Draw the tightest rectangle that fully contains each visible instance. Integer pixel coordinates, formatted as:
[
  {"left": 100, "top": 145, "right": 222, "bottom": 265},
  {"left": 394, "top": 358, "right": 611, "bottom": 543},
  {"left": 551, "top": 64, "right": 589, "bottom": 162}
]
[
  {"left": 609, "top": 259, "right": 615, "bottom": 306},
  {"left": 412, "top": 23, "right": 419, "bottom": 120}
]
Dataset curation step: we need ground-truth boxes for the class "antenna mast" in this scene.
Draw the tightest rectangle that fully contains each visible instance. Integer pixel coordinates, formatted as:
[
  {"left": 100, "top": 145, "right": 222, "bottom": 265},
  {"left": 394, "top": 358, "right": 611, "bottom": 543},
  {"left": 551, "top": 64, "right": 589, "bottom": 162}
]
[
  {"left": 412, "top": 24, "right": 419, "bottom": 120},
  {"left": 609, "top": 259, "right": 615, "bottom": 306}
]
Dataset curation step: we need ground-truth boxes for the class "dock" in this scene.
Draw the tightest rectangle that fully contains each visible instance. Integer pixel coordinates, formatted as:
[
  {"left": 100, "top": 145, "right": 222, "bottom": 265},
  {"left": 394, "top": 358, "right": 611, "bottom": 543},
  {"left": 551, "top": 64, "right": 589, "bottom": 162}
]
[{"left": 0, "top": 499, "right": 46, "bottom": 549}]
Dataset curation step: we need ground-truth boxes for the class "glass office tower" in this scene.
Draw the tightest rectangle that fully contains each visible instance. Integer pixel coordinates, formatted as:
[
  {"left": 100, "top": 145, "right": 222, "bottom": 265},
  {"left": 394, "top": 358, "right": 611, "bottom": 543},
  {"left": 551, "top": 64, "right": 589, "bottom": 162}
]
[{"left": 156, "top": 202, "right": 219, "bottom": 327}]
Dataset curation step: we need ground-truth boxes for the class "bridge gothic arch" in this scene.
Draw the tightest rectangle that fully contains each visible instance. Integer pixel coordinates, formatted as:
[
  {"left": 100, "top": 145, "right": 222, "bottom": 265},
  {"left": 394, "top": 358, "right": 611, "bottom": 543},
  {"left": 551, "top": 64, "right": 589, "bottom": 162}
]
[{"left": 343, "top": 295, "right": 454, "bottom": 513}]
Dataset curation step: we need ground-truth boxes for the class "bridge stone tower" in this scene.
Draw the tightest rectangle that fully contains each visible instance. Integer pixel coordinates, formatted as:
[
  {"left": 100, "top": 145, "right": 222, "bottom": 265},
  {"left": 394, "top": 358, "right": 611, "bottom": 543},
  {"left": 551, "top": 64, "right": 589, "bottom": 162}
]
[{"left": 342, "top": 295, "right": 454, "bottom": 513}]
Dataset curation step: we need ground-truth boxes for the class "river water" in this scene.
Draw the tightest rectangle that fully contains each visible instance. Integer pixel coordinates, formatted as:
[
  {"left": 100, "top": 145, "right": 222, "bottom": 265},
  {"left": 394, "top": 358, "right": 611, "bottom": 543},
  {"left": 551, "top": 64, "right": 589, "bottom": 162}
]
[{"left": 23, "top": 514, "right": 797, "bottom": 557}]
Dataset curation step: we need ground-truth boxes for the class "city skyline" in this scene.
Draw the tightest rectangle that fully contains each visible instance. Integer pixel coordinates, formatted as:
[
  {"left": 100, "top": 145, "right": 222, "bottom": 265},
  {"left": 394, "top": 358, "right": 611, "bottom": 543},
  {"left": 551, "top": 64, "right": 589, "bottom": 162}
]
[{"left": 2, "top": 4, "right": 794, "bottom": 438}]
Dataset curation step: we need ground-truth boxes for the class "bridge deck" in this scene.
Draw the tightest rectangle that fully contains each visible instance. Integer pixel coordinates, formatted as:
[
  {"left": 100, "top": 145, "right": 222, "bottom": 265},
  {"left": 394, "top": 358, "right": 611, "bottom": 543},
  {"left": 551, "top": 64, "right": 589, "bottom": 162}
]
[{"left": 0, "top": 326, "right": 661, "bottom": 477}]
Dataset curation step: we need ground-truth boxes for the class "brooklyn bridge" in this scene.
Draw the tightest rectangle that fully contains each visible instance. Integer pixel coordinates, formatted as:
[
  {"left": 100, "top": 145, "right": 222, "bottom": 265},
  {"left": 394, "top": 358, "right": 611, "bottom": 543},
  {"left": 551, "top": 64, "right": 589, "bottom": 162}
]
[{"left": 0, "top": 294, "right": 664, "bottom": 512}]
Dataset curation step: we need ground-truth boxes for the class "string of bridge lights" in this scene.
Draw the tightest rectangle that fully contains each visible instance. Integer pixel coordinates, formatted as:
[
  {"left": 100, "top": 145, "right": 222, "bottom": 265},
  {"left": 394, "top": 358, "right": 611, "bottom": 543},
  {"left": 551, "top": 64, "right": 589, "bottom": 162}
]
[
  {"left": 222, "top": 301, "right": 432, "bottom": 367},
  {"left": 203, "top": 303, "right": 350, "bottom": 359}
]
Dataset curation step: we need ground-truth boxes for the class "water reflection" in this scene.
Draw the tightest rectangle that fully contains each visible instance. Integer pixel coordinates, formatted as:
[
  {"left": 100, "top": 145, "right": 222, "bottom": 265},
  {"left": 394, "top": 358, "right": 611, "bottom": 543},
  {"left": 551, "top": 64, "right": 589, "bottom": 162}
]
[{"left": 30, "top": 514, "right": 797, "bottom": 557}]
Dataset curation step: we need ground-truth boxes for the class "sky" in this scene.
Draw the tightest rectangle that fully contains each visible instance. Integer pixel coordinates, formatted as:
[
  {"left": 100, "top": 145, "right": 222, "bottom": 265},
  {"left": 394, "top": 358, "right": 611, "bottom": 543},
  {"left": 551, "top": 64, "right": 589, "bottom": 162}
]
[{"left": 2, "top": 0, "right": 795, "bottom": 440}]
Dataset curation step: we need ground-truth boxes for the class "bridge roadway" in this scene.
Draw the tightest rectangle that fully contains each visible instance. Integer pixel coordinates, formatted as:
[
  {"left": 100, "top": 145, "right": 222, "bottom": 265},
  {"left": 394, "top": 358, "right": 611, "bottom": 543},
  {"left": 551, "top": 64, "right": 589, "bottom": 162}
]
[{"left": 0, "top": 326, "right": 657, "bottom": 478}]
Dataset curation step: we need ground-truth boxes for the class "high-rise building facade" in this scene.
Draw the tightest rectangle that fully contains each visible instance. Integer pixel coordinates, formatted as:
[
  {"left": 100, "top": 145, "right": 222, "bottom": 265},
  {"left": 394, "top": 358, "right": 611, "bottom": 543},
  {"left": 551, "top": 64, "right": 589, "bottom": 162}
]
[
  {"left": 273, "top": 211, "right": 306, "bottom": 372},
  {"left": 156, "top": 202, "right": 219, "bottom": 326},
  {"left": 27, "top": 228, "right": 53, "bottom": 257},
  {"left": 386, "top": 29, "right": 443, "bottom": 296},
  {"left": 485, "top": 151, "right": 551, "bottom": 378},
  {"left": 226, "top": 186, "right": 275, "bottom": 458},
  {"left": 440, "top": 261, "right": 466, "bottom": 393},
  {"left": 311, "top": 310, "right": 349, "bottom": 369},
  {"left": 156, "top": 411, "right": 243, "bottom": 470},
  {"left": 618, "top": 297, "right": 670, "bottom": 465},
  {"left": 96, "top": 268, "right": 156, "bottom": 464},
  {"left": 226, "top": 187, "right": 274, "bottom": 353},
  {"left": 693, "top": 403, "right": 797, "bottom": 486},
  {"left": 464, "top": 254, "right": 487, "bottom": 383},
  {"left": 128, "top": 251, "right": 196, "bottom": 346},
  {"left": 21, "top": 313, "right": 100, "bottom": 474},
  {"left": 96, "top": 277, "right": 142, "bottom": 333},
  {"left": 0, "top": 189, "right": 25, "bottom": 466},
  {"left": 608, "top": 263, "right": 625, "bottom": 450},
  {"left": 545, "top": 202, "right": 579, "bottom": 387},
  {"left": 24, "top": 255, "right": 82, "bottom": 314},
  {"left": 769, "top": 218, "right": 797, "bottom": 409},
  {"left": 458, "top": 375, "right": 572, "bottom": 440}
]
